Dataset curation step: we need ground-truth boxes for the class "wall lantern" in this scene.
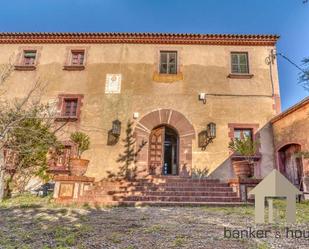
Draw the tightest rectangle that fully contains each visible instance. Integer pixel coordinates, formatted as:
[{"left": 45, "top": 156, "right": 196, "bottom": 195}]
[
  {"left": 107, "top": 119, "right": 122, "bottom": 146},
  {"left": 207, "top": 122, "right": 216, "bottom": 139},
  {"left": 112, "top": 119, "right": 121, "bottom": 137},
  {"left": 198, "top": 122, "right": 216, "bottom": 150}
]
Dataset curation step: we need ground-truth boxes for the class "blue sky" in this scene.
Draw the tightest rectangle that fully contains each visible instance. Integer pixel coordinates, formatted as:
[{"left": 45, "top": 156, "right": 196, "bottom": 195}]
[{"left": 0, "top": 0, "right": 308, "bottom": 110}]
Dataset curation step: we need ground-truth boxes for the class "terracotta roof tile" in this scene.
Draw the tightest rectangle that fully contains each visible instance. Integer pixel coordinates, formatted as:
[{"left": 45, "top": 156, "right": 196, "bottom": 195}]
[{"left": 0, "top": 32, "right": 279, "bottom": 46}]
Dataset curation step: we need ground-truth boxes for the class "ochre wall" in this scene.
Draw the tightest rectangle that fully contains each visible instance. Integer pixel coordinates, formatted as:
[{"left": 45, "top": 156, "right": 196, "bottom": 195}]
[
  {"left": 0, "top": 43, "right": 280, "bottom": 180},
  {"left": 272, "top": 102, "right": 309, "bottom": 174}
]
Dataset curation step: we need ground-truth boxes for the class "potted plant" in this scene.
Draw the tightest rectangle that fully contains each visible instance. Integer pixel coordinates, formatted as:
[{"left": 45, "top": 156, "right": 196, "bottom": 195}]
[
  {"left": 228, "top": 136, "right": 259, "bottom": 179},
  {"left": 69, "top": 131, "right": 90, "bottom": 176}
]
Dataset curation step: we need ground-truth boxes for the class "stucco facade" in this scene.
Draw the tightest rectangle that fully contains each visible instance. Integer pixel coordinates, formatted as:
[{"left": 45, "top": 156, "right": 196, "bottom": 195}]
[
  {"left": 272, "top": 97, "right": 309, "bottom": 181},
  {"left": 0, "top": 33, "right": 280, "bottom": 181}
]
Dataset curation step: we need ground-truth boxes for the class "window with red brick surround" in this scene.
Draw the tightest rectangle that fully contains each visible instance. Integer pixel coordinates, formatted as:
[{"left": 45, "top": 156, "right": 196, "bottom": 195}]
[
  {"left": 228, "top": 123, "right": 259, "bottom": 140},
  {"left": 228, "top": 123, "right": 261, "bottom": 159},
  {"left": 14, "top": 46, "right": 42, "bottom": 71},
  {"left": 63, "top": 47, "right": 88, "bottom": 71},
  {"left": 57, "top": 94, "right": 84, "bottom": 121}
]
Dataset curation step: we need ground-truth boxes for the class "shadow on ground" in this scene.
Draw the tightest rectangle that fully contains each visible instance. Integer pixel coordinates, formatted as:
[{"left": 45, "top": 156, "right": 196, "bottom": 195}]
[{"left": 0, "top": 196, "right": 309, "bottom": 249}]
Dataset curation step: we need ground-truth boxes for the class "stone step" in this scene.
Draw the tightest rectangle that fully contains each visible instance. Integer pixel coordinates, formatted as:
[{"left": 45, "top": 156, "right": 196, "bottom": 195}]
[
  {"left": 138, "top": 191, "right": 238, "bottom": 197},
  {"left": 120, "top": 186, "right": 235, "bottom": 192},
  {"left": 128, "top": 178, "right": 221, "bottom": 183},
  {"left": 57, "top": 198, "right": 249, "bottom": 207},
  {"left": 94, "top": 190, "right": 237, "bottom": 197},
  {"left": 117, "top": 201, "right": 248, "bottom": 207},
  {"left": 116, "top": 183, "right": 229, "bottom": 189},
  {"left": 79, "top": 177, "right": 240, "bottom": 206},
  {"left": 121, "top": 196, "right": 241, "bottom": 202}
]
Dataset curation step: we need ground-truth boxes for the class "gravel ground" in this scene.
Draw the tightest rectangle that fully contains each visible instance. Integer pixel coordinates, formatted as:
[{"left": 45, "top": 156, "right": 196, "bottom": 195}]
[{"left": 0, "top": 200, "right": 309, "bottom": 249}]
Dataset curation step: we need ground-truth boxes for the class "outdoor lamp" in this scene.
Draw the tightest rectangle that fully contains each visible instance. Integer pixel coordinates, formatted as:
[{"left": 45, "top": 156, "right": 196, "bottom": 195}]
[
  {"left": 112, "top": 119, "right": 121, "bottom": 137},
  {"left": 198, "top": 122, "right": 216, "bottom": 149},
  {"left": 207, "top": 122, "right": 216, "bottom": 139}
]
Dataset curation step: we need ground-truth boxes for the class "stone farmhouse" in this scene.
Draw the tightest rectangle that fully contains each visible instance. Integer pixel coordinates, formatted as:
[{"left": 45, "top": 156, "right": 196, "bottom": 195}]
[{"left": 1, "top": 32, "right": 299, "bottom": 205}]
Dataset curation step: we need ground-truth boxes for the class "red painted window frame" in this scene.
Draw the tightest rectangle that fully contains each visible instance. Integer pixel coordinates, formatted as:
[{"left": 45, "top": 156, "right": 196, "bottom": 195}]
[
  {"left": 56, "top": 94, "right": 84, "bottom": 121},
  {"left": 70, "top": 50, "right": 85, "bottom": 66},
  {"left": 14, "top": 46, "right": 42, "bottom": 71},
  {"left": 63, "top": 47, "right": 87, "bottom": 71}
]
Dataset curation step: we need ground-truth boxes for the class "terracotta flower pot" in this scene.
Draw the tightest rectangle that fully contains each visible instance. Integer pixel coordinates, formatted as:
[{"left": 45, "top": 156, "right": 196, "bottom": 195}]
[
  {"left": 69, "top": 158, "right": 89, "bottom": 176},
  {"left": 232, "top": 160, "right": 254, "bottom": 179}
]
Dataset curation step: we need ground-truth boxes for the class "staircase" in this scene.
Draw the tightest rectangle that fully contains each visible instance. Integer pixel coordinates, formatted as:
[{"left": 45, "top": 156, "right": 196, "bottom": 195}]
[{"left": 78, "top": 176, "right": 243, "bottom": 206}]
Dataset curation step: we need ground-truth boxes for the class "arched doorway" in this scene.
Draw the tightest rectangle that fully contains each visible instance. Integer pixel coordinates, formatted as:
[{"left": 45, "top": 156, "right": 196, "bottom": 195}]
[
  {"left": 278, "top": 143, "right": 303, "bottom": 189},
  {"left": 134, "top": 109, "right": 195, "bottom": 177},
  {"left": 149, "top": 125, "right": 179, "bottom": 176}
]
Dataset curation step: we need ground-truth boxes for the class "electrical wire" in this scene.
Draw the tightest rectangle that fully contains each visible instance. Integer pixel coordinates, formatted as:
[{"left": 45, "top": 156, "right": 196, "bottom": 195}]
[{"left": 276, "top": 52, "right": 308, "bottom": 75}]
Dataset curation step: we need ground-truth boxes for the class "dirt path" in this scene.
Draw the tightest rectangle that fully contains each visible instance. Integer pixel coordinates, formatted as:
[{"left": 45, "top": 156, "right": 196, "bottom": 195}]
[{"left": 1, "top": 204, "right": 309, "bottom": 249}]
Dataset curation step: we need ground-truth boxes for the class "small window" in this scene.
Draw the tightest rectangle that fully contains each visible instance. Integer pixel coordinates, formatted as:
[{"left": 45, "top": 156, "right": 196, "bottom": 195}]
[
  {"left": 70, "top": 50, "right": 85, "bottom": 66},
  {"left": 234, "top": 128, "right": 253, "bottom": 140},
  {"left": 159, "top": 51, "right": 177, "bottom": 74},
  {"left": 231, "top": 52, "right": 249, "bottom": 74},
  {"left": 63, "top": 98, "right": 78, "bottom": 118},
  {"left": 22, "top": 50, "right": 37, "bottom": 66}
]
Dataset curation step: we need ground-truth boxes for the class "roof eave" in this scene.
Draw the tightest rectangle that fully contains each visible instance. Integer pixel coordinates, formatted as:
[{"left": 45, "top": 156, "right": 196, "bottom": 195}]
[{"left": 0, "top": 32, "right": 280, "bottom": 46}]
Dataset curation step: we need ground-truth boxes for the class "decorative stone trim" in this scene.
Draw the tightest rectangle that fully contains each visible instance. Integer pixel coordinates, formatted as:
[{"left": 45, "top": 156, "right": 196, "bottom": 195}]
[
  {"left": 54, "top": 175, "right": 95, "bottom": 182},
  {"left": 153, "top": 72, "right": 183, "bottom": 82},
  {"left": 134, "top": 109, "right": 195, "bottom": 177},
  {"left": 63, "top": 65, "right": 85, "bottom": 71},
  {"left": 0, "top": 33, "right": 279, "bottom": 46},
  {"left": 14, "top": 65, "right": 37, "bottom": 71},
  {"left": 227, "top": 73, "right": 254, "bottom": 79},
  {"left": 53, "top": 175, "right": 95, "bottom": 201}
]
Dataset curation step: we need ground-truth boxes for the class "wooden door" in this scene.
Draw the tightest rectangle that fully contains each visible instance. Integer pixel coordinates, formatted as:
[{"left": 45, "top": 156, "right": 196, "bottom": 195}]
[
  {"left": 284, "top": 145, "right": 303, "bottom": 186},
  {"left": 149, "top": 126, "right": 165, "bottom": 175},
  {"left": 279, "top": 144, "right": 303, "bottom": 188}
]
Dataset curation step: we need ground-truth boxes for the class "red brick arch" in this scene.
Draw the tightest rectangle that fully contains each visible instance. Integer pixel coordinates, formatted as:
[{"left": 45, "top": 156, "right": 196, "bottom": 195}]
[{"left": 134, "top": 109, "right": 195, "bottom": 177}]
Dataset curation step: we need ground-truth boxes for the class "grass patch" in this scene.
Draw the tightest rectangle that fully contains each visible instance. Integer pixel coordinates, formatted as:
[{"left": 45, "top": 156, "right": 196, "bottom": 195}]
[
  {"left": 144, "top": 224, "right": 165, "bottom": 233},
  {"left": 0, "top": 193, "right": 54, "bottom": 209},
  {"left": 256, "top": 242, "right": 271, "bottom": 249},
  {"left": 202, "top": 200, "right": 309, "bottom": 224},
  {"left": 107, "top": 232, "right": 122, "bottom": 244},
  {"left": 202, "top": 205, "right": 254, "bottom": 216},
  {"left": 173, "top": 235, "right": 187, "bottom": 247},
  {"left": 124, "top": 246, "right": 136, "bottom": 249}
]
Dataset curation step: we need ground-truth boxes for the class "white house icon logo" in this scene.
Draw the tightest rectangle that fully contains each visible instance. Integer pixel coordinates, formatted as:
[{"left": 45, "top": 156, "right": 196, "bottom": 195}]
[{"left": 249, "top": 169, "right": 301, "bottom": 224}]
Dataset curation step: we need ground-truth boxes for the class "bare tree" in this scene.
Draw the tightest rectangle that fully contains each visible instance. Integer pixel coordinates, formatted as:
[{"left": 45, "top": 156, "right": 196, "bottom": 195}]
[
  {"left": 0, "top": 61, "right": 65, "bottom": 200},
  {"left": 299, "top": 58, "right": 309, "bottom": 91}
]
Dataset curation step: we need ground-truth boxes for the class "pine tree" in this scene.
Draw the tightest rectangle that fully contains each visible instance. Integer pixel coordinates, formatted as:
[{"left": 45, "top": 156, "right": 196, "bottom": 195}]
[{"left": 117, "top": 120, "right": 146, "bottom": 180}]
